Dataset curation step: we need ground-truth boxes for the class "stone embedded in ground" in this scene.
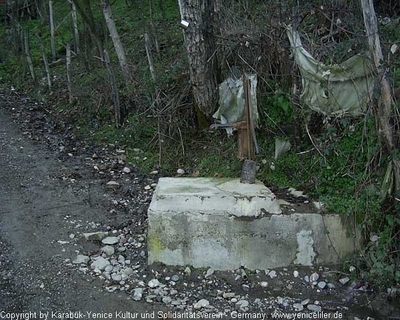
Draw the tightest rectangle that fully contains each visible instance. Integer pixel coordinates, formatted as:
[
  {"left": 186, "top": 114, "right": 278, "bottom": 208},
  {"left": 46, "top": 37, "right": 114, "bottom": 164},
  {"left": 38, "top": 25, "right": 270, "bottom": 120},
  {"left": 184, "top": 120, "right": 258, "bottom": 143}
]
[
  {"left": 339, "top": 277, "right": 350, "bottom": 285},
  {"left": 162, "top": 296, "right": 172, "bottom": 304},
  {"left": 310, "top": 272, "right": 320, "bottom": 282},
  {"left": 223, "top": 292, "right": 235, "bottom": 299},
  {"left": 111, "top": 274, "right": 122, "bottom": 282},
  {"left": 132, "top": 288, "right": 143, "bottom": 301},
  {"left": 293, "top": 303, "right": 304, "bottom": 311},
  {"left": 90, "top": 257, "right": 110, "bottom": 271},
  {"left": 236, "top": 300, "right": 249, "bottom": 310},
  {"left": 171, "top": 274, "right": 179, "bottom": 282},
  {"left": 106, "top": 181, "right": 120, "bottom": 188},
  {"left": 122, "top": 167, "right": 131, "bottom": 174},
  {"left": 148, "top": 279, "right": 161, "bottom": 288},
  {"left": 193, "top": 299, "right": 209, "bottom": 309},
  {"left": 83, "top": 231, "right": 108, "bottom": 241},
  {"left": 73, "top": 255, "right": 89, "bottom": 264},
  {"left": 101, "top": 245, "right": 115, "bottom": 256},
  {"left": 318, "top": 281, "right": 327, "bottom": 289},
  {"left": 205, "top": 268, "right": 214, "bottom": 278},
  {"left": 307, "top": 304, "right": 322, "bottom": 312},
  {"left": 148, "top": 178, "right": 359, "bottom": 270},
  {"left": 327, "top": 283, "right": 335, "bottom": 289},
  {"left": 102, "top": 236, "right": 119, "bottom": 245}
]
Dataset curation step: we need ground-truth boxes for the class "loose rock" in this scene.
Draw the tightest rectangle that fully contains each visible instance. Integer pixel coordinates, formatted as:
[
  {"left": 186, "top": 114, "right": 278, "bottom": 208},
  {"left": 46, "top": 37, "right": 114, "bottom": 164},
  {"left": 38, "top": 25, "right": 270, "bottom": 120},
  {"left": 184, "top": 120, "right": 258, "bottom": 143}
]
[
  {"left": 72, "top": 255, "right": 89, "bottom": 264},
  {"left": 102, "top": 237, "right": 119, "bottom": 245},
  {"left": 193, "top": 299, "right": 209, "bottom": 309},
  {"left": 83, "top": 232, "right": 108, "bottom": 241},
  {"left": 106, "top": 181, "right": 120, "bottom": 189},
  {"left": 307, "top": 304, "right": 322, "bottom": 312},
  {"left": 101, "top": 245, "right": 115, "bottom": 256},
  {"left": 90, "top": 257, "right": 110, "bottom": 271}
]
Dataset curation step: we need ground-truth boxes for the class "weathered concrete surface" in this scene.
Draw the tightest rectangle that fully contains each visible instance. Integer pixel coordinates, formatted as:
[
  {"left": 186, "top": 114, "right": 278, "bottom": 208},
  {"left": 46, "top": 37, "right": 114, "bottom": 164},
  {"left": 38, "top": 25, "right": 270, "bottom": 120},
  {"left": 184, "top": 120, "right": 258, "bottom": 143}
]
[{"left": 148, "top": 178, "right": 359, "bottom": 270}]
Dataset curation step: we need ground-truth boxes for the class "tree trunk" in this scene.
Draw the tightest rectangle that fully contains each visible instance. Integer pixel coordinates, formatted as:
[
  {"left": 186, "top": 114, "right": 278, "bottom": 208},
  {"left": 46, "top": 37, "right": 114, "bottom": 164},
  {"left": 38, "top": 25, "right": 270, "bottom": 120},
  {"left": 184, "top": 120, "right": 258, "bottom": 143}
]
[
  {"left": 36, "top": 34, "right": 51, "bottom": 90},
  {"left": 23, "top": 30, "right": 35, "bottom": 82},
  {"left": 70, "top": 0, "right": 80, "bottom": 54},
  {"left": 101, "top": 0, "right": 131, "bottom": 86},
  {"left": 71, "top": 0, "right": 104, "bottom": 60},
  {"left": 144, "top": 33, "right": 156, "bottom": 83},
  {"left": 48, "top": 0, "right": 56, "bottom": 59},
  {"left": 66, "top": 43, "right": 73, "bottom": 103},
  {"left": 361, "top": 0, "right": 400, "bottom": 195},
  {"left": 103, "top": 49, "right": 121, "bottom": 128},
  {"left": 178, "top": 0, "right": 218, "bottom": 118}
]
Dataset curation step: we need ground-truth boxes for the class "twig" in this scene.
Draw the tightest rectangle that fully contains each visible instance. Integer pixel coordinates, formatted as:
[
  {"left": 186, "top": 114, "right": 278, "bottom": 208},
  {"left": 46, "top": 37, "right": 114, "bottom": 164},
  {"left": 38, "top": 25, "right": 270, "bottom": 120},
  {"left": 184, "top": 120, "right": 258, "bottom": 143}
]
[{"left": 305, "top": 123, "right": 326, "bottom": 164}]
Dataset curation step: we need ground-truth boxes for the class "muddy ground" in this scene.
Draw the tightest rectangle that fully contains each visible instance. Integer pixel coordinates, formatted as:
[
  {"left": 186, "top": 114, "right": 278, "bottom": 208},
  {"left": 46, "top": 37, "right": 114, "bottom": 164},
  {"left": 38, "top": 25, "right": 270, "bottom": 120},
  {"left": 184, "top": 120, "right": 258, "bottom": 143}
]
[{"left": 0, "top": 89, "right": 399, "bottom": 320}]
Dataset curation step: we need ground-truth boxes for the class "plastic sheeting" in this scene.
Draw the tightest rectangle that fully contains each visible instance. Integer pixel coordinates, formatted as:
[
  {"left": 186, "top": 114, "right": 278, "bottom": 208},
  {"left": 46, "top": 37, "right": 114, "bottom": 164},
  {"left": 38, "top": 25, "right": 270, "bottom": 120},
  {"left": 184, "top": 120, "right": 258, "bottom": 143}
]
[
  {"left": 213, "top": 74, "right": 258, "bottom": 135},
  {"left": 287, "top": 26, "right": 376, "bottom": 116}
]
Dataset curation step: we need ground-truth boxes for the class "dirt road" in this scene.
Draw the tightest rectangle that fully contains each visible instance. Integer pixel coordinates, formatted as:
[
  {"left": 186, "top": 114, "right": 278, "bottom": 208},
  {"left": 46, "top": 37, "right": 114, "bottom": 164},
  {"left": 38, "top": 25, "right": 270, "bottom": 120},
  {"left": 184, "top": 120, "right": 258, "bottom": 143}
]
[{"left": 0, "top": 97, "right": 162, "bottom": 317}]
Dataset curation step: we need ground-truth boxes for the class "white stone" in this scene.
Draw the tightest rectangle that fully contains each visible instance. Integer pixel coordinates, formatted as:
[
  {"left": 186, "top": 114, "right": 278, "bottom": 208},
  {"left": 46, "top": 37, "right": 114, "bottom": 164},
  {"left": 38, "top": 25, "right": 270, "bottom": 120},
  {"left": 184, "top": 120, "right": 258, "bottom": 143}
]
[
  {"left": 72, "top": 255, "right": 89, "bottom": 264},
  {"left": 293, "top": 270, "right": 299, "bottom": 278},
  {"left": 83, "top": 232, "right": 108, "bottom": 241},
  {"left": 90, "top": 257, "right": 110, "bottom": 271},
  {"left": 260, "top": 281, "right": 268, "bottom": 288},
  {"left": 310, "top": 272, "right": 320, "bottom": 282},
  {"left": 205, "top": 268, "right": 214, "bottom": 278},
  {"left": 132, "top": 288, "right": 143, "bottom": 301},
  {"left": 193, "top": 299, "right": 209, "bottom": 309},
  {"left": 317, "top": 281, "right": 327, "bottom": 289},
  {"left": 162, "top": 296, "right": 172, "bottom": 304},
  {"left": 177, "top": 168, "right": 185, "bottom": 175},
  {"left": 236, "top": 300, "right": 249, "bottom": 310},
  {"left": 102, "top": 237, "right": 119, "bottom": 245},
  {"left": 122, "top": 167, "right": 131, "bottom": 174},
  {"left": 307, "top": 304, "right": 322, "bottom": 312},
  {"left": 223, "top": 292, "right": 235, "bottom": 299},
  {"left": 101, "top": 245, "right": 115, "bottom": 256},
  {"left": 339, "top": 277, "right": 350, "bottom": 285},
  {"left": 106, "top": 181, "right": 120, "bottom": 188},
  {"left": 112, "top": 274, "right": 122, "bottom": 281},
  {"left": 269, "top": 270, "right": 277, "bottom": 279},
  {"left": 293, "top": 303, "right": 304, "bottom": 311},
  {"left": 301, "top": 299, "right": 310, "bottom": 305},
  {"left": 184, "top": 267, "right": 191, "bottom": 276},
  {"left": 148, "top": 279, "right": 161, "bottom": 288},
  {"left": 123, "top": 268, "right": 134, "bottom": 276}
]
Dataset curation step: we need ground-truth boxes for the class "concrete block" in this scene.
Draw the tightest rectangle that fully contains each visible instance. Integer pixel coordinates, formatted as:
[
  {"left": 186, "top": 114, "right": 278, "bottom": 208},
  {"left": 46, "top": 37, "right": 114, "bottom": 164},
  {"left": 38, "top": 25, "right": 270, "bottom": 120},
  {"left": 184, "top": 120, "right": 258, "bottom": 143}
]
[{"left": 147, "top": 178, "right": 359, "bottom": 270}]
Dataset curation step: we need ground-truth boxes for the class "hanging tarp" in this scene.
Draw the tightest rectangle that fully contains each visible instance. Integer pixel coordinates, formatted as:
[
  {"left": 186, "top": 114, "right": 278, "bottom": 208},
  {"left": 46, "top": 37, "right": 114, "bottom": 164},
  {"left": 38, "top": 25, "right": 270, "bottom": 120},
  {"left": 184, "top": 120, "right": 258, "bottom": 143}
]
[
  {"left": 213, "top": 73, "right": 258, "bottom": 135},
  {"left": 287, "top": 25, "right": 376, "bottom": 116}
]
